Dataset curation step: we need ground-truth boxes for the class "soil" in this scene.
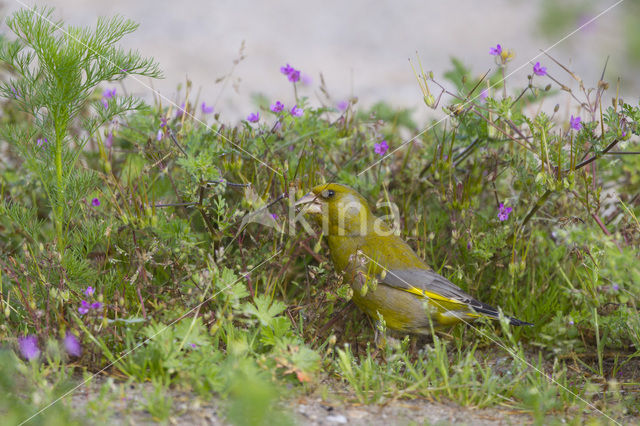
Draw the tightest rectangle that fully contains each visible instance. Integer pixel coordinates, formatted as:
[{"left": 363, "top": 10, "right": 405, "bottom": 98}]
[
  {"left": 65, "top": 373, "right": 640, "bottom": 425},
  {"left": 68, "top": 376, "right": 535, "bottom": 425}
]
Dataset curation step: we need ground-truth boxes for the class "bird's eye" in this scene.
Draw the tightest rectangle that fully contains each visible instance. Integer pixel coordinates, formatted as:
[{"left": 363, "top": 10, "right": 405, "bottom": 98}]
[{"left": 321, "top": 189, "right": 335, "bottom": 199}]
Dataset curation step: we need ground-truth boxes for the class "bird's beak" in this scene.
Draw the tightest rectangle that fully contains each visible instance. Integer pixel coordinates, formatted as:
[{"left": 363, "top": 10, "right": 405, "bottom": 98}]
[{"left": 295, "top": 192, "right": 323, "bottom": 214}]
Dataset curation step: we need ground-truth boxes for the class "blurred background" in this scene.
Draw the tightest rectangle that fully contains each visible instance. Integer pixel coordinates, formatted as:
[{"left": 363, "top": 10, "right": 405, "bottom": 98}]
[{"left": 3, "top": 0, "right": 638, "bottom": 122}]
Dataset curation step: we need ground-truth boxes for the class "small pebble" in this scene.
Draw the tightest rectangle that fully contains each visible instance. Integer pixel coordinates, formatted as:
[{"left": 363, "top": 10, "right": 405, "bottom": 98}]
[{"left": 326, "top": 414, "right": 347, "bottom": 424}]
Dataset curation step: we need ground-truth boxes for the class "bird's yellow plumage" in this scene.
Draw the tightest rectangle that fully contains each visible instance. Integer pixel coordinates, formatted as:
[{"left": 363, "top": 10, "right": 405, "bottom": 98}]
[{"left": 296, "top": 183, "right": 531, "bottom": 334}]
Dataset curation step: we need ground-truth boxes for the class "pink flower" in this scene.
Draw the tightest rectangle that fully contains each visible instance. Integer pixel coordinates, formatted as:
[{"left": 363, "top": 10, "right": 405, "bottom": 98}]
[
  {"left": 374, "top": 140, "right": 389, "bottom": 156},
  {"left": 175, "top": 102, "right": 186, "bottom": 118},
  {"left": 489, "top": 44, "right": 502, "bottom": 56},
  {"left": 247, "top": 112, "right": 260, "bottom": 123},
  {"left": 78, "top": 300, "right": 91, "bottom": 315},
  {"left": 498, "top": 203, "right": 513, "bottom": 221},
  {"left": 533, "top": 62, "right": 547, "bottom": 76},
  {"left": 288, "top": 69, "right": 300, "bottom": 83},
  {"left": 290, "top": 105, "right": 304, "bottom": 117},
  {"left": 280, "top": 63, "right": 301, "bottom": 83},
  {"left": 64, "top": 332, "right": 82, "bottom": 357},
  {"left": 301, "top": 73, "right": 313, "bottom": 85},
  {"left": 280, "top": 64, "right": 295, "bottom": 75},
  {"left": 270, "top": 101, "right": 284, "bottom": 113},
  {"left": 102, "top": 88, "right": 116, "bottom": 99},
  {"left": 201, "top": 102, "right": 214, "bottom": 114},
  {"left": 569, "top": 115, "right": 582, "bottom": 131},
  {"left": 18, "top": 335, "right": 40, "bottom": 361},
  {"left": 105, "top": 132, "right": 113, "bottom": 149}
]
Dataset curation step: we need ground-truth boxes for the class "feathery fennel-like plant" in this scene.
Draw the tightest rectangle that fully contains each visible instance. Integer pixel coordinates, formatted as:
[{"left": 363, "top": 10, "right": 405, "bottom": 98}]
[{"left": 0, "top": 6, "right": 162, "bottom": 252}]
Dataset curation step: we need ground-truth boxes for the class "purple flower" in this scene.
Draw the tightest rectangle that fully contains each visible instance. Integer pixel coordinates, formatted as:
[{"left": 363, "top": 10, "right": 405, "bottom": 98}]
[
  {"left": 280, "top": 64, "right": 295, "bottom": 75},
  {"left": 247, "top": 112, "right": 260, "bottom": 123},
  {"left": 290, "top": 105, "right": 304, "bottom": 117},
  {"left": 280, "top": 63, "right": 301, "bottom": 83},
  {"left": 569, "top": 319, "right": 574, "bottom": 325},
  {"left": 160, "top": 116, "right": 168, "bottom": 128},
  {"left": 288, "top": 69, "right": 301, "bottom": 83},
  {"left": 84, "top": 286, "right": 95, "bottom": 297},
  {"left": 157, "top": 129, "right": 164, "bottom": 141},
  {"left": 489, "top": 44, "right": 503, "bottom": 56},
  {"left": 270, "top": 101, "right": 284, "bottom": 113},
  {"left": 36, "top": 138, "right": 48, "bottom": 148},
  {"left": 533, "top": 62, "right": 547, "bottom": 76},
  {"left": 498, "top": 203, "right": 513, "bottom": 221},
  {"left": 337, "top": 100, "right": 349, "bottom": 111},
  {"left": 105, "top": 132, "right": 113, "bottom": 149},
  {"left": 91, "top": 198, "right": 100, "bottom": 207},
  {"left": 301, "top": 73, "right": 313, "bottom": 85},
  {"left": 201, "top": 102, "right": 214, "bottom": 114},
  {"left": 175, "top": 102, "right": 186, "bottom": 118},
  {"left": 374, "top": 140, "right": 389, "bottom": 156},
  {"left": 612, "top": 284, "right": 619, "bottom": 292},
  {"left": 78, "top": 300, "right": 91, "bottom": 315},
  {"left": 102, "top": 88, "right": 116, "bottom": 99},
  {"left": 271, "top": 213, "right": 278, "bottom": 220},
  {"left": 569, "top": 115, "right": 582, "bottom": 131},
  {"left": 467, "top": 241, "right": 472, "bottom": 249},
  {"left": 189, "top": 343, "right": 197, "bottom": 349},
  {"left": 101, "top": 99, "right": 109, "bottom": 109},
  {"left": 18, "top": 335, "right": 40, "bottom": 361},
  {"left": 91, "top": 302, "right": 103, "bottom": 310},
  {"left": 64, "top": 332, "right": 82, "bottom": 357}
]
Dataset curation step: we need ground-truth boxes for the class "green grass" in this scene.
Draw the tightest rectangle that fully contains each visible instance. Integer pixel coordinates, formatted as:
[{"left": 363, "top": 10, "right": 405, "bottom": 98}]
[{"left": 0, "top": 6, "right": 639, "bottom": 426}]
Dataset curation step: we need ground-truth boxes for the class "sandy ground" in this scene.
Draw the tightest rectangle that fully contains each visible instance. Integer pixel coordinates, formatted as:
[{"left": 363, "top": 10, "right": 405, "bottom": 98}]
[
  {"left": 69, "top": 376, "right": 537, "bottom": 425},
  {"left": 1, "top": 0, "right": 635, "bottom": 123},
  {"left": 64, "top": 374, "right": 640, "bottom": 425}
]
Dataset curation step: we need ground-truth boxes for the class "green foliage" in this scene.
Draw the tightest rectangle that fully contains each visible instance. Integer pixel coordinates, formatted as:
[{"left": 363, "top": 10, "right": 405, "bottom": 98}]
[
  {"left": 0, "top": 350, "right": 79, "bottom": 425},
  {"left": 0, "top": 6, "right": 161, "bottom": 252}
]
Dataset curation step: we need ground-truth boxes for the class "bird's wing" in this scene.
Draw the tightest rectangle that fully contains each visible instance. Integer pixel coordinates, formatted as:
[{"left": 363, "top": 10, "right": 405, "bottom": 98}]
[{"left": 379, "top": 267, "right": 491, "bottom": 313}]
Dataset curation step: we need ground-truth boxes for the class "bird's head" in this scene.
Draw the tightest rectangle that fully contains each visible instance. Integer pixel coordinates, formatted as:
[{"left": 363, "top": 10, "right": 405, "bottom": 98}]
[{"left": 295, "top": 183, "right": 378, "bottom": 236}]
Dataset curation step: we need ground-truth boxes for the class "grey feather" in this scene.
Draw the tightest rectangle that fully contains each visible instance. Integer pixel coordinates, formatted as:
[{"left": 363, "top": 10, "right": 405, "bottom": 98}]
[{"left": 379, "top": 267, "right": 533, "bottom": 326}]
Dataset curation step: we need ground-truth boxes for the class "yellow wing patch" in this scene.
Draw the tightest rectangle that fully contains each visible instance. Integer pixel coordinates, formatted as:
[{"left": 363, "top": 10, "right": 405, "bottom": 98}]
[{"left": 402, "top": 285, "right": 463, "bottom": 304}]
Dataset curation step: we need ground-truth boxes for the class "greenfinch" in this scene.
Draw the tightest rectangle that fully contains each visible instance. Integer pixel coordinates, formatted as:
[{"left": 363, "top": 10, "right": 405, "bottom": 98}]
[{"left": 296, "top": 183, "right": 531, "bottom": 334}]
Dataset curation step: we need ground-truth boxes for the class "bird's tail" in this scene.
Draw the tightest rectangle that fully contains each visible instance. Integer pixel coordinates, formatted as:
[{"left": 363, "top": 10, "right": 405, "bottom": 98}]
[{"left": 472, "top": 302, "right": 533, "bottom": 326}]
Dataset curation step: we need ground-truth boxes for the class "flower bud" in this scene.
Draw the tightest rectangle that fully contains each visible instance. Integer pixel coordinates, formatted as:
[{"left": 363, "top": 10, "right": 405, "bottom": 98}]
[{"left": 423, "top": 94, "right": 436, "bottom": 108}]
